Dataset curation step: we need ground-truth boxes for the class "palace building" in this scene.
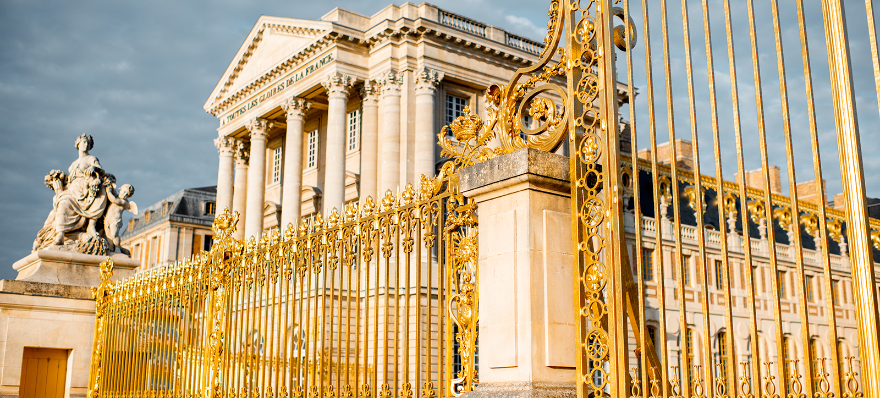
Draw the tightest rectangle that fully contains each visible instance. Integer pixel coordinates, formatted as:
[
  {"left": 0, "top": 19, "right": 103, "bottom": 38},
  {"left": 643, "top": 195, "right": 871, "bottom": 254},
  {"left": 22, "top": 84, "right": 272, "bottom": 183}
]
[
  {"left": 199, "top": 2, "right": 878, "bottom": 392},
  {"left": 204, "top": 2, "right": 549, "bottom": 240},
  {"left": 121, "top": 186, "right": 217, "bottom": 271}
]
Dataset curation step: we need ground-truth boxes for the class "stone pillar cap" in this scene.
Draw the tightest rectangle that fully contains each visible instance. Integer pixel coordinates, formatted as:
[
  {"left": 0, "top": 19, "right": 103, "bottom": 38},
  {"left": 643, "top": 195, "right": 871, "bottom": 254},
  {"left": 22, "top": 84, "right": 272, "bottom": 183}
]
[{"left": 459, "top": 148, "right": 570, "bottom": 198}]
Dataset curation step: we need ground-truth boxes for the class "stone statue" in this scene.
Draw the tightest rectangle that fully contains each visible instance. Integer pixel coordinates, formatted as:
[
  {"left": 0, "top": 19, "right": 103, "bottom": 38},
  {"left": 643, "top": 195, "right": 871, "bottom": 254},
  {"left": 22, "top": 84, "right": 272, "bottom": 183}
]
[{"left": 32, "top": 134, "right": 138, "bottom": 256}]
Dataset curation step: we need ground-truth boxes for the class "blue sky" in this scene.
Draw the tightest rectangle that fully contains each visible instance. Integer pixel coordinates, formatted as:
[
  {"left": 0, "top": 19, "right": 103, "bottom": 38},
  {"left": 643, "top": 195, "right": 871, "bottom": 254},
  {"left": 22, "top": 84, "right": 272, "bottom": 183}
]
[{"left": 0, "top": 0, "right": 877, "bottom": 280}]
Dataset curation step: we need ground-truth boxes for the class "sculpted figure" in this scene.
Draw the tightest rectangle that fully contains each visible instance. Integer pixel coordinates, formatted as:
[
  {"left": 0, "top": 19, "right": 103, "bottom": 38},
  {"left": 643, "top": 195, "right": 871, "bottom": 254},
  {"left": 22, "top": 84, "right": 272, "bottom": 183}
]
[
  {"left": 103, "top": 176, "right": 137, "bottom": 252},
  {"left": 32, "top": 135, "right": 137, "bottom": 256},
  {"left": 52, "top": 134, "right": 107, "bottom": 244}
]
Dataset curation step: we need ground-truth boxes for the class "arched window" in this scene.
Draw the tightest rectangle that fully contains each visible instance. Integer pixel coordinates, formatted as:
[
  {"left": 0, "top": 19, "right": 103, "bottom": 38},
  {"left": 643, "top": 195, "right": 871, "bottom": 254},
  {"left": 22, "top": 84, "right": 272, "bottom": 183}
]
[
  {"left": 717, "top": 331, "right": 729, "bottom": 384},
  {"left": 686, "top": 328, "right": 695, "bottom": 376},
  {"left": 647, "top": 326, "right": 657, "bottom": 349},
  {"left": 783, "top": 337, "right": 792, "bottom": 379},
  {"left": 810, "top": 338, "right": 820, "bottom": 392},
  {"left": 837, "top": 340, "right": 846, "bottom": 391}
]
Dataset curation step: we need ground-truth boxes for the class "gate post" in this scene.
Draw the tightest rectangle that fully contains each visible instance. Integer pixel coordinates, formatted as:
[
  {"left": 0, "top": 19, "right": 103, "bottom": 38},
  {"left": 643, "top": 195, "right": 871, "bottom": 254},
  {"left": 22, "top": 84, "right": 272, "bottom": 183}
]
[{"left": 459, "top": 148, "right": 576, "bottom": 398}]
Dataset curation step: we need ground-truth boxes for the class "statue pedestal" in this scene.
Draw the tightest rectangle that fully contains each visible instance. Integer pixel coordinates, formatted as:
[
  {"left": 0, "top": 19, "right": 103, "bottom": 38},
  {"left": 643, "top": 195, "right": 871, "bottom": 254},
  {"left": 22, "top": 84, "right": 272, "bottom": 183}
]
[{"left": 12, "top": 250, "right": 138, "bottom": 287}]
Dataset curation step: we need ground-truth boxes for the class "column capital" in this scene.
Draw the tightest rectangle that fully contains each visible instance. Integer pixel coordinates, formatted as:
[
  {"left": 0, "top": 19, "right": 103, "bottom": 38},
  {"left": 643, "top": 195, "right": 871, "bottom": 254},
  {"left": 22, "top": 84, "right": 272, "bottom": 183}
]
[
  {"left": 234, "top": 140, "right": 250, "bottom": 165},
  {"left": 414, "top": 67, "right": 443, "bottom": 95},
  {"left": 282, "top": 97, "right": 311, "bottom": 121},
  {"left": 322, "top": 73, "right": 354, "bottom": 99},
  {"left": 245, "top": 118, "right": 274, "bottom": 140},
  {"left": 378, "top": 70, "right": 404, "bottom": 96},
  {"left": 360, "top": 81, "right": 381, "bottom": 105},
  {"left": 214, "top": 136, "right": 236, "bottom": 156}
]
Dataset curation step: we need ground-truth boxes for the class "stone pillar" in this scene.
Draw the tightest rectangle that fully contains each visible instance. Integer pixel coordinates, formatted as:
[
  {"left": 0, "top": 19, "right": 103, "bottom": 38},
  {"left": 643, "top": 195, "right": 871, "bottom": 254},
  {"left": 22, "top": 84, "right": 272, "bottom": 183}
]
[
  {"left": 360, "top": 81, "right": 380, "bottom": 201},
  {"left": 321, "top": 74, "right": 353, "bottom": 214},
  {"left": 379, "top": 70, "right": 403, "bottom": 195},
  {"left": 214, "top": 136, "right": 235, "bottom": 214},
  {"left": 244, "top": 118, "right": 273, "bottom": 240},
  {"left": 232, "top": 140, "right": 249, "bottom": 240},
  {"left": 460, "top": 148, "right": 576, "bottom": 398},
  {"left": 280, "top": 97, "right": 310, "bottom": 230},
  {"left": 414, "top": 67, "right": 442, "bottom": 181}
]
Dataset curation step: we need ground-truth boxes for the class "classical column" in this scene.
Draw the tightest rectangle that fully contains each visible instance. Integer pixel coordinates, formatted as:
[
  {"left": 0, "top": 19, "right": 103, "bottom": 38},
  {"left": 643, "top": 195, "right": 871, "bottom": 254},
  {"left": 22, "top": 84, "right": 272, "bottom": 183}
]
[
  {"left": 232, "top": 140, "right": 249, "bottom": 240},
  {"left": 214, "top": 136, "right": 236, "bottom": 214},
  {"left": 321, "top": 73, "right": 353, "bottom": 214},
  {"left": 379, "top": 70, "right": 403, "bottom": 195},
  {"left": 414, "top": 67, "right": 442, "bottom": 181},
  {"left": 244, "top": 118, "right": 274, "bottom": 240},
  {"left": 360, "top": 81, "right": 380, "bottom": 201},
  {"left": 280, "top": 97, "right": 310, "bottom": 230}
]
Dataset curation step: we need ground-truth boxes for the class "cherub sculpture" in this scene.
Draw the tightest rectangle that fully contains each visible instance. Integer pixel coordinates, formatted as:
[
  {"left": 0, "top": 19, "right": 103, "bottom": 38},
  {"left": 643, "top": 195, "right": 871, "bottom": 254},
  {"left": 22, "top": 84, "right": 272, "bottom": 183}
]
[{"left": 102, "top": 174, "right": 138, "bottom": 253}]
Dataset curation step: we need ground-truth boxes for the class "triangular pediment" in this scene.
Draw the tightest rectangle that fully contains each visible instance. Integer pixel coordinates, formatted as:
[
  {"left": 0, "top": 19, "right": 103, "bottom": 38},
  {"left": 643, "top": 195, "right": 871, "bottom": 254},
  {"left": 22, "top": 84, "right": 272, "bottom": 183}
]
[{"left": 205, "top": 16, "right": 332, "bottom": 112}]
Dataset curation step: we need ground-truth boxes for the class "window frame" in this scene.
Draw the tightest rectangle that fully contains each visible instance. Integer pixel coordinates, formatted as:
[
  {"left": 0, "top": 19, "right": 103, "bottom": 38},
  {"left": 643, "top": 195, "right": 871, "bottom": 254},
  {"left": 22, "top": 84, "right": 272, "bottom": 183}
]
[
  {"left": 271, "top": 146, "right": 283, "bottom": 184},
  {"left": 307, "top": 129, "right": 319, "bottom": 169},
  {"left": 445, "top": 94, "right": 469, "bottom": 128},
  {"left": 642, "top": 248, "right": 654, "bottom": 282},
  {"left": 347, "top": 108, "right": 361, "bottom": 152}
]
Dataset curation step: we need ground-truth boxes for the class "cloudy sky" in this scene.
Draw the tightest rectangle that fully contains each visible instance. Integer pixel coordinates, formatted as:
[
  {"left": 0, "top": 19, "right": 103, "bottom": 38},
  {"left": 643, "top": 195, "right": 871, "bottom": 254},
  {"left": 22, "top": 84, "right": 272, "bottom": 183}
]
[{"left": 0, "top": 0, "right": 877, "bottom": 280}]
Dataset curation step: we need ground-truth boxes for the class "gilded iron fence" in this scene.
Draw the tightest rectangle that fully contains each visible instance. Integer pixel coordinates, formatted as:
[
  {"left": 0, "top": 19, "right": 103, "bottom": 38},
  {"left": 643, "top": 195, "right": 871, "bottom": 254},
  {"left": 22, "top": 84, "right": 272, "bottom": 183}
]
[
  {"left": 87, "top": 172, "right": 478, "bottom": 398},
  {"left": 389, "top": 0, "right": 880, "bottom": 397},
  {"left": 557, "top": 0, "right": 880, "bottom": 397}
]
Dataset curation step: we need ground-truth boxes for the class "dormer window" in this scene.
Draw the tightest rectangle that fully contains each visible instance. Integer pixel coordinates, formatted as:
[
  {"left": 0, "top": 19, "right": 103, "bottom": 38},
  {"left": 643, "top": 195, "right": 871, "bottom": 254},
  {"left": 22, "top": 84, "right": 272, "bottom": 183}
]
[
  {"left": 205, "top": 201, "right": 217, "bottom": 215},
  {"left": 161, "top": 202, "right": 169, "bottom": 216},
  {"left": 145, "top": 211, "right": 151, "bottom": 224},
  {"left": 128, "top": 219, "right": 135, "bottom": 232}
]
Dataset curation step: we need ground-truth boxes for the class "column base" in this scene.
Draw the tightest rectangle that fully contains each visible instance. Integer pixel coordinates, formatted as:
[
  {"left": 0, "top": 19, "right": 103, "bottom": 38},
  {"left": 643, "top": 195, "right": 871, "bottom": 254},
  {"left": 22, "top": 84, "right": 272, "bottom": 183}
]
[{"left": 462, "top": 382, "right": 576, "bottom": 398}]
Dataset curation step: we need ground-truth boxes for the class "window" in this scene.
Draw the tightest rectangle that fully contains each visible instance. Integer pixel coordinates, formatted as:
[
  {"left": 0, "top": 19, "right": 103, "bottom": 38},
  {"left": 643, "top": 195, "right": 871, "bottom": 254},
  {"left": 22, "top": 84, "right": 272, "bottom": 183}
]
[
  {"left": 832, "top": 279, "right": 841, "bottom": 303},
  {"left": 642, "top": 248, "right": 654, "bottom": 281},
  {"left": 204, "top": 235, "right": 214, "bottom": 251},
  {"left": 348, "top": 109, "right": 360, "bottom": 151},
  {"left": 647, "top": 326, "right": 658, "bottom": 356},
  {"left": 685, "top": 328, "right": 695, "bottom": 375},
  {"left": 307, "top": 129, "right": 318, "bottom": 168},
  {"left": 681, "top": 254, "right": 691, "bottom": 286},
  {"left": 445, "top": 95, "right": 468, "bottom": 127},
  {"left": 205, "top": 202, "right": 216, "bottom": 216},
  {"left": 272, "top": 146, "right": 283, "bottom": 184},
  {"left": 128, "top": 219, "right": 135, "bottom": 232},
  {"left": 806, "top": 275, "right": 814, "bottom": 302},
  {"left": 161, "top": 202, "right": 168, "bottom": 216},
  {"left": 715, "top": 260, "right": 724, "bottom": 290},
  {"left": 145, "top": 211, "right": 151, "bottom": 224},
  {"left": 810, "top": 338, "right": 820, "bottom": 392},
  {"left": 778, "top": 271, "right": 787, "bottom": 299},
  {"left": 717, "top": 331, "right": 729, "bottom": 383},
  {"left": 838, "top": 340, "right": 846, "bottom": 389},
  {"left": 149, "top": 236, "right": 158, "bottom": 267},
  {"left": 783, "top": 337, "right": 792, "bottom": 377}
]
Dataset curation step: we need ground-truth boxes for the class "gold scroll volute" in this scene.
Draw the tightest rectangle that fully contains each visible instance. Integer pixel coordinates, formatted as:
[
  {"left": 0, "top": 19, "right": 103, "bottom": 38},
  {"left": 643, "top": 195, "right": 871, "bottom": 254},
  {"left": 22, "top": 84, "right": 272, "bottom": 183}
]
[{"left": 492, "top": 0, "right": 568, "bottom": 154}]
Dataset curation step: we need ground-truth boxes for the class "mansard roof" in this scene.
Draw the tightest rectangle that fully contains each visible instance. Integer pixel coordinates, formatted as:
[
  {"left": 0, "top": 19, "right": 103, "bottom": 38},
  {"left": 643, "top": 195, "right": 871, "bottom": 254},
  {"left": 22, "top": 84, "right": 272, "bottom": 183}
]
[
  {"left": 203, "top": 2, "right": 549, "bottom": 117},
  {"left": 121, "top": 186, "right": 217, "bottom": 239}
]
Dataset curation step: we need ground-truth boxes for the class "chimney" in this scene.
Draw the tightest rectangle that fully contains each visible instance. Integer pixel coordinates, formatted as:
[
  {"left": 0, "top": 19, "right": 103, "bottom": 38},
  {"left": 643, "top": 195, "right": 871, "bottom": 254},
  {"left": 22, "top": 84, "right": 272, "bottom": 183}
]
[{"left": 734, "top": 167, "right": 782, "bottom": 194}]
